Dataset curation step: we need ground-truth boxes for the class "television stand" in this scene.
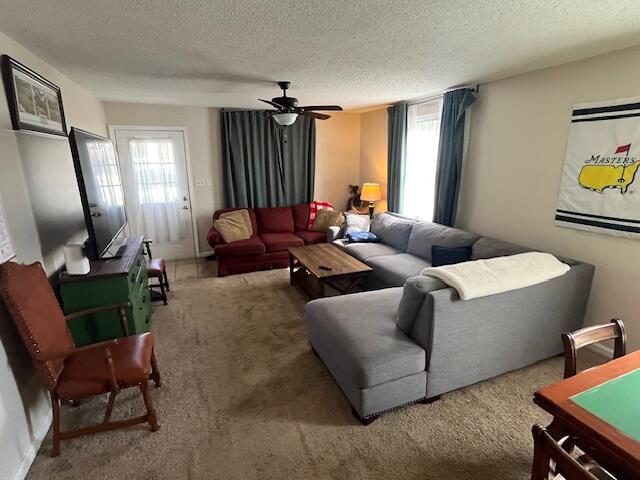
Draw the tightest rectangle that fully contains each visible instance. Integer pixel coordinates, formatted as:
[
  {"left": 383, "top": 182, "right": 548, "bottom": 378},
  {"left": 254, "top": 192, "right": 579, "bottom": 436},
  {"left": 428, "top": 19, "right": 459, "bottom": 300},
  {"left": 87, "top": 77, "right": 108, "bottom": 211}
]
[{"left": 59, "top": 236, "right": 153, "bottom": 346}]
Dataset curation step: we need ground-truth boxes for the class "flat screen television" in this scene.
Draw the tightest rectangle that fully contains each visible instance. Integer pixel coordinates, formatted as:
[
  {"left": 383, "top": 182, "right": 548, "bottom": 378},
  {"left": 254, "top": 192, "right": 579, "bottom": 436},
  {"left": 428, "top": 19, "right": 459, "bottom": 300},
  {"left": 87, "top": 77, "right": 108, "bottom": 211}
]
[{"left": 69, "top": 127, "right": 128, "bottom": 260}]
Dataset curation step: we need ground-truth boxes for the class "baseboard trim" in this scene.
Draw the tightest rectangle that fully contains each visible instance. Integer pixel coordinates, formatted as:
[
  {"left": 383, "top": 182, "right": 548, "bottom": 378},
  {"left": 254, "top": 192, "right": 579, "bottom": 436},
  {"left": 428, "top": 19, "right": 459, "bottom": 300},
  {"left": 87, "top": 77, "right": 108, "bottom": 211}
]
[
  {"left": 586, "top": 343, "right": 613, "bottom": 357},
  {"left": 13, "top": 407, "right": 52, "bottom": 480},
  {"left": 197, "top": 250, "right": 214, "bottom": 258}
]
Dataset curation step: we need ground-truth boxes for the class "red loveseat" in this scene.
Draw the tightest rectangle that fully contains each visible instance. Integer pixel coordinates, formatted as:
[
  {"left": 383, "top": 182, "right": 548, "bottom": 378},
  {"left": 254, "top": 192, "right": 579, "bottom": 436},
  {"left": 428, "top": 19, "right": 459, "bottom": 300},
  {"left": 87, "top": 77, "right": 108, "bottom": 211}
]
[{"left": 207, "top": 204, "right": 327, "bottom": 276}]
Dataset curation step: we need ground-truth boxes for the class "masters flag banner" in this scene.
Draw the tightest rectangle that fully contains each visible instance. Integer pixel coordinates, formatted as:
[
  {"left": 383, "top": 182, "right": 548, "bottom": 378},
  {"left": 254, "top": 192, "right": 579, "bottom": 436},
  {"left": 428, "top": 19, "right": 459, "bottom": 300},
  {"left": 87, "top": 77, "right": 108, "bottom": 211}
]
[{"left": 555, "top": 96, "right": 640, "bottom": 239}]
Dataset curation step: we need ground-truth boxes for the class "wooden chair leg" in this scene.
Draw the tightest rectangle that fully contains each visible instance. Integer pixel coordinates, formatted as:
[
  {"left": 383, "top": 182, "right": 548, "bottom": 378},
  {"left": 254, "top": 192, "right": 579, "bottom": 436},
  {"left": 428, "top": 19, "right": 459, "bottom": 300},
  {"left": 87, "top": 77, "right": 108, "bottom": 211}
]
[
  {"left": 50, "top": 392, "right": 61, "bottom": 457},
  {"left": 150, "top": 350, "right": 162, "bottom": 387},
  {"left": 159, "top": 279, "right": 167, "bottom": 305},
  {"left": 163, "top": 268, "right": 170, "bottom": 291},
  {"left": 139, "top": 382, "right": 160, "bottom": 432},
  {"left": 103, "top": 392, "right": 117, "bottom": 423}
]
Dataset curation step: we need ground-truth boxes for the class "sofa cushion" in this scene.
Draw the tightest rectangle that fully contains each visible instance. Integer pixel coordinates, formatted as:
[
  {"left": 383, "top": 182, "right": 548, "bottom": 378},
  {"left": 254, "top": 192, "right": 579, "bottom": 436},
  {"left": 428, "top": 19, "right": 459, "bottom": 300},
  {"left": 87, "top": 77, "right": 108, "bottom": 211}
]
[
  {"left": 295, "top": 230, "right": 326, "bottom": 245},
  {"left": 311, "top": 210, "right": 344, "bottom": 232},
  {"left": 292, "top": 204, "right": 310, "bottom": 232},
  {"left": 431, "top": 245, "right": 472, "bottom": 267},
  {"left": 366, "top": 253, "right": 431, "bottom": 287},
  {"left": 256, "top": 207, "right": 295, "bottom": 233},
  {"left": 335, "top": 240, "right": 401, "bottom": 261},
  {"left": 370, "top": 213, "right": 415, "bottom": 251},
  {"left": 213, "top": 207, "right": 257, "bottom": 233},
  {"left": 305, "top": 288, "right": 425, "bottom": 388},
  {"left": 395, "top": 276, "right": 447, "bottom": 337},
  {"left": 406, "top": 221, "right": 478, "bottom": 261},
  {"left": 344, "top": 212, "right": 371, "bottom": 234},
  {"left": 215, "top": 236, "right": 266, "bottom": 257},
  {"left": 213, "top": 210, "right": 252, "bottom": 243},
  {"left": 259, "top": 232, "right": 304, "bottom": 252},
  {"left": 471, "top": 237, "right": 532, "bottom": 260}
]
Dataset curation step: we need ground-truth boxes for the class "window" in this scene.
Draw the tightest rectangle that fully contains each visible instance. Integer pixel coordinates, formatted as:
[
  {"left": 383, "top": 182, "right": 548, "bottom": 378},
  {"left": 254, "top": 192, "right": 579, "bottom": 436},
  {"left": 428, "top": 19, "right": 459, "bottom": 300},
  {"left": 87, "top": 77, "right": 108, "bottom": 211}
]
[
  {"left": 401, "top": 99, "right": 442, "bottom": 220},
  {"left": 128, "top": 138, "right": 179, "bottom": 204}
]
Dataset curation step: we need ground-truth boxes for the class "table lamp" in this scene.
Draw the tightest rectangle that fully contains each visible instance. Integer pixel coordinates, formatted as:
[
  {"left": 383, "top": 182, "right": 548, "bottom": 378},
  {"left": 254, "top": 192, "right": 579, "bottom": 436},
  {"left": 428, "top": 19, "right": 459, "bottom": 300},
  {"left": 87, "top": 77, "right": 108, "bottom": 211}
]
[{"left": 360, "top": 183, "right": 382, "bottom": 218}]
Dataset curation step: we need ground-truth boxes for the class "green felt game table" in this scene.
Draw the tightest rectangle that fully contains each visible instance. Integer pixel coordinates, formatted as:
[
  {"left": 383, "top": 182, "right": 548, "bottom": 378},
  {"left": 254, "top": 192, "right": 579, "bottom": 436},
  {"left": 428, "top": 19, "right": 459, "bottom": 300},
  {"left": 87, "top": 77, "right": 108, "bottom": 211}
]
[
  {"left": 534, "top": 350, "right": 640, "bottom": 479},
  {"left": 571, "top": 368, "right": 640, "bottom": 443}
]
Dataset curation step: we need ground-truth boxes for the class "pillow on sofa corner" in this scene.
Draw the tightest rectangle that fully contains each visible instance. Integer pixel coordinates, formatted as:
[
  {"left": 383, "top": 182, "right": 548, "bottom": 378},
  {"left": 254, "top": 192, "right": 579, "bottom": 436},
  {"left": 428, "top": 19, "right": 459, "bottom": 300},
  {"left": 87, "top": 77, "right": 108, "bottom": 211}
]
[
  {"left": 344, "top": 212, "right": 370, "bottom": 235},
  {"left": 220, "top": 209, "right": 253, "bottom": 235},
  {"left": 345, "top": 232, "right": 378, "bottom": 243},
  {"left": 431, "top": 245, "right": 472, "bottom": 267},
  {"left": 308, "top": 201, "right": 333, "bottom": 229},
  {"left": 311, "top": 209, "right": 344, "bottom": 232},
  {"left": 214, "top": 210, "right": 253, "bottom": 243}
]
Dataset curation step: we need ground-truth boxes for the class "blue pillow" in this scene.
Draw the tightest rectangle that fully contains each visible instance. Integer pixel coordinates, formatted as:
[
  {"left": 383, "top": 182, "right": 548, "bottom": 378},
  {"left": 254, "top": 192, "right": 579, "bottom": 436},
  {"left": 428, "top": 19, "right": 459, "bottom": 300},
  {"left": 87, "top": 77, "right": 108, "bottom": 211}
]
[
  {"left": 431, "top": 245, "right": 472, "bottom": 267},
  {"left": 346, "top": 232, "right": 379, "bottom": 243}
]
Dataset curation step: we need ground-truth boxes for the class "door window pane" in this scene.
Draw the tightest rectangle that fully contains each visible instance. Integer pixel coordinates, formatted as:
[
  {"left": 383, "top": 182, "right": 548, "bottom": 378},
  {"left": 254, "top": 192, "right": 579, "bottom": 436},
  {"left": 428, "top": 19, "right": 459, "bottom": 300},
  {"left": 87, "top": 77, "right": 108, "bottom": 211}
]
[{"left": 128, "top": 138, "right": 179, "bottom": 204}]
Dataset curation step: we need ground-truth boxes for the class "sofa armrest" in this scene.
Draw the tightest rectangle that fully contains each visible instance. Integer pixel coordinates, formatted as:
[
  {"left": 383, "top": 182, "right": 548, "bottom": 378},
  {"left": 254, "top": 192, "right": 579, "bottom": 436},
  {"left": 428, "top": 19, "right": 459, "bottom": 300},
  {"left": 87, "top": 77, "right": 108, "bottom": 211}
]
[
  {"left": 422, "top": 262, "right": 595, "bottom": 397},
  {"left": 207, "top": 226, "right": 223, "bottom": 248},
  {"left": 327, "top": 225, "right": 344, "bottom": 243}
]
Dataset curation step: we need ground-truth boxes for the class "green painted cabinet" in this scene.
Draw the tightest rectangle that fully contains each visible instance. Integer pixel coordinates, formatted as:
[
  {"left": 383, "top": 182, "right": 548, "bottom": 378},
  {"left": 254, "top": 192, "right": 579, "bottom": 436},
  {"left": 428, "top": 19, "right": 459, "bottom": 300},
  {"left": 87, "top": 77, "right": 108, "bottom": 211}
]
[{"left": 60, "top": 236, "right": 152, "bottom": 346}]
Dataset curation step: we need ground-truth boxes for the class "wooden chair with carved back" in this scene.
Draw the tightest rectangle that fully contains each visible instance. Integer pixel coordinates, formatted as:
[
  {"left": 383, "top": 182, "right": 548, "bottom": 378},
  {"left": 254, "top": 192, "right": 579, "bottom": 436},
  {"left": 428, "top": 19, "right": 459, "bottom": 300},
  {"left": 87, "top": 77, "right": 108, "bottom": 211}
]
[
  {"left": 557, "top": 319, "right": 624, "bottom": 479},
  {"left": 562, "top": 319, "right": 626, "bottom": 379},
  {"left": 531, "top": 425, "right": 600, "bottom": 480},
  {"left": 0, "top": 261, "right": 162, "bottom": 456}
]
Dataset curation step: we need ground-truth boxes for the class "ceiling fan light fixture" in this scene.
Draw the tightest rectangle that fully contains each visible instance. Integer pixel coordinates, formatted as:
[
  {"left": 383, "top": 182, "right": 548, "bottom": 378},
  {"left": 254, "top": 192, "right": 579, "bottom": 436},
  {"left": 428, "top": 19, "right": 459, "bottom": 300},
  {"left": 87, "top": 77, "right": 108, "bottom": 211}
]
[{"left": 272, "top": 112, "right": 298, "bottom": 126}]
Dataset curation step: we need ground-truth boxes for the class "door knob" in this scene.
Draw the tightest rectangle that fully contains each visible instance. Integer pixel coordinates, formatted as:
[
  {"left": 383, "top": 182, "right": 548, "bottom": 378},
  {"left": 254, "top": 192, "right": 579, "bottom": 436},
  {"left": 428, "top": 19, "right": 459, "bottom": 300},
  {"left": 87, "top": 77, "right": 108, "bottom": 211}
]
[{"left": 182, "top": 205, "right": 189, "bottom": 210}]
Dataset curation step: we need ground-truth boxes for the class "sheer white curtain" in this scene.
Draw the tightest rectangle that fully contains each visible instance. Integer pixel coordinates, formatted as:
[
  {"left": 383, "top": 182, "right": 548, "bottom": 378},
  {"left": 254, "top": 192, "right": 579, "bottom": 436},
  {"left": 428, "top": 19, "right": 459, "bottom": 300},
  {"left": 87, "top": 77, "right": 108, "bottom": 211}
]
[
  {"left": 401, "top": 99, "right": 442, "bottom": 220},
  {"left": 86, "top": 140, "right": 126, "bottom": 234},
  {"left": 128, "top": 138, "right": 185, "bottom": 243}
]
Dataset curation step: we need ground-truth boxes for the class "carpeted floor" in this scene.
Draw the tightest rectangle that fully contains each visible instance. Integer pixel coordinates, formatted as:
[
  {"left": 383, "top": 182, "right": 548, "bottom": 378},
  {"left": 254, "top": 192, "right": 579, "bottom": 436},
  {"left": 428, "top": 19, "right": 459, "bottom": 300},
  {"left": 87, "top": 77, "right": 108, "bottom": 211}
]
[{"left": 26, "top": 268, "right": 600, "bottom": 480}]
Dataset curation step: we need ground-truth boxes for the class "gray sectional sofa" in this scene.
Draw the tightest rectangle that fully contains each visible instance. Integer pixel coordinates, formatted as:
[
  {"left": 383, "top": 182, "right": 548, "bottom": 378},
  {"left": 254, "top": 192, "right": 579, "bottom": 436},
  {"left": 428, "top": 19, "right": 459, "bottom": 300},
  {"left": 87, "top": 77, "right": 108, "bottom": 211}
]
[{"left": 305, "top": 213, "right": 595, "bottom": 424}]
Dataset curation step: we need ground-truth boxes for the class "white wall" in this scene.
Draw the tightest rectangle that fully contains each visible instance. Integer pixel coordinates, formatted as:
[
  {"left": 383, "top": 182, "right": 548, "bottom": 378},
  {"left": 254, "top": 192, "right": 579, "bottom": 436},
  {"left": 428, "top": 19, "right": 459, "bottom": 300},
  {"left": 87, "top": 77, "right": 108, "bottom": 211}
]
[
  {"left": 457, "top": 45, "right": 640, "bottom": 349},
  {"left": 315, "top": 112, "right": 362, "bottom": 209},
  {"left": 0, "top": 31, "right": 107, "bottom": 480},
  {"left": 103, "top": 102, "right": 223, "bottom": 255}
]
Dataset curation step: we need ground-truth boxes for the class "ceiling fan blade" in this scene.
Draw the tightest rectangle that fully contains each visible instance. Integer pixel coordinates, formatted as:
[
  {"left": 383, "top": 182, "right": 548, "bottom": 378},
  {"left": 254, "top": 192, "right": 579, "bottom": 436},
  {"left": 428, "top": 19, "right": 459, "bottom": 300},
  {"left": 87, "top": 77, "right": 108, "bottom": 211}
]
[
  {"left": 258, "top": 99, "right": 285, "bottom": 109},
  {"left": 303, "top": 111, "right": 331, "bottom": 120},
  {"left": 298, "top": 105, "right": 343, "bottom": 111},
  {"left": 263, "top": 110, "right": 277, "bottom": 118}
]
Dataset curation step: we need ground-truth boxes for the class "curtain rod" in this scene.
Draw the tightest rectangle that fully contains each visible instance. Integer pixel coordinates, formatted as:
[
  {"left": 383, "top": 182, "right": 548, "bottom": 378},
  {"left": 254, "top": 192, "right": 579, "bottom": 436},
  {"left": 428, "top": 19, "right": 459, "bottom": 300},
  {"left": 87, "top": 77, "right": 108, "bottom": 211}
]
[{"left": 407, "top": 84, "right": 479, "bottom": 106}]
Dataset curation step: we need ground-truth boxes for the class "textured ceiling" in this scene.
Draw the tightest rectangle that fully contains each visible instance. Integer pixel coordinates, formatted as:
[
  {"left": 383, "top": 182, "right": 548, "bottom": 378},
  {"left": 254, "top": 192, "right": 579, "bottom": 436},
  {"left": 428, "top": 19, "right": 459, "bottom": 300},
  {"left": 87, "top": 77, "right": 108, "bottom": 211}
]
[{"left": 1, "top": 0, "right": 639, "bottom": 111}]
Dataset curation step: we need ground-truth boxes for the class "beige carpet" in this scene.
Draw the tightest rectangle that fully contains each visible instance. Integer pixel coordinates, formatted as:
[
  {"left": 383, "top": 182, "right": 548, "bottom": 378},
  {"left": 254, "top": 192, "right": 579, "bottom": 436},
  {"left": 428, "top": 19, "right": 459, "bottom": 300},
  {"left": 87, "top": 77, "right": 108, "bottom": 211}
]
[{"left": 26, "top": 269, "right": 600, "bottom": 480}]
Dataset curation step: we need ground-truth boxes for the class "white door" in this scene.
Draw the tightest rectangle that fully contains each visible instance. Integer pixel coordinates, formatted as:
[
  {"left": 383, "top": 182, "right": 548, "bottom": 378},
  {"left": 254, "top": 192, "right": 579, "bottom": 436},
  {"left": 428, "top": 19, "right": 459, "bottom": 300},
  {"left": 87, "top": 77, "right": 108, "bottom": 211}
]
[{"left": 112, "top": 128, "right": 196, "bottom": 260}]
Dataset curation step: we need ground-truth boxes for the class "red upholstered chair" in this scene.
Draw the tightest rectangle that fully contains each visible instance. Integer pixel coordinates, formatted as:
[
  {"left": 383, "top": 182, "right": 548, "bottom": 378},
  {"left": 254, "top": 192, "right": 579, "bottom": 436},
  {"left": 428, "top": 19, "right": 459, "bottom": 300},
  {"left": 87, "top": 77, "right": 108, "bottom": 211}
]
[
  {"left": 144, "top": 239, "right": 170, "bottom": 305},
  {"left": 0, "top": 261, "right": 161, "bottom": 457}
]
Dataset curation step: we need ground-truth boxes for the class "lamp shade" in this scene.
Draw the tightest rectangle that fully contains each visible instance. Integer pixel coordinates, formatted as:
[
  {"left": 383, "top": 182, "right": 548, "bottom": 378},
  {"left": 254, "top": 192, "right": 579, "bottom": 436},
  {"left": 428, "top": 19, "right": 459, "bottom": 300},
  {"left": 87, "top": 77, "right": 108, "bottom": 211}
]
[
  {"left": 360, "top": 183, "right": 382, "bottom": 201},
  {"left": 273, "top": 113, "right": 298, "bottom": 126}
]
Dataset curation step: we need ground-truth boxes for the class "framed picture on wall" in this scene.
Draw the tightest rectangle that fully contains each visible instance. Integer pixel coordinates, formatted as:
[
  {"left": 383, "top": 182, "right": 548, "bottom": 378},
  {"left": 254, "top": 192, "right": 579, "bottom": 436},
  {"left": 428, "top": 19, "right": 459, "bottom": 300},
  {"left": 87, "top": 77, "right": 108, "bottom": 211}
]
[{"left": 1, "top": 55, "right": 67, "bottom": 136}]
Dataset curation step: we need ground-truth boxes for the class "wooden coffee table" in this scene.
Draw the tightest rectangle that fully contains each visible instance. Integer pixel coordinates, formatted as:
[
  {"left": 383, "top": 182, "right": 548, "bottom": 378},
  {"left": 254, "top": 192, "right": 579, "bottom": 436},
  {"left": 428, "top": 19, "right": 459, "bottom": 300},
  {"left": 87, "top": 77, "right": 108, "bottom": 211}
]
[{"left": 288, "top": 243, "right": 372, "bottom": 299}]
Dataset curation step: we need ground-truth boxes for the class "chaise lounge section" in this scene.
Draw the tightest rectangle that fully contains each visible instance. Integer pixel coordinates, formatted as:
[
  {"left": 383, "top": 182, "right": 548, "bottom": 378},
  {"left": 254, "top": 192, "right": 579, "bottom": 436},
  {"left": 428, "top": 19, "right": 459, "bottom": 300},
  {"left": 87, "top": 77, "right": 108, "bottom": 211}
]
[{"left": 307, "top": 214, "right": 595, "bottom": 423}]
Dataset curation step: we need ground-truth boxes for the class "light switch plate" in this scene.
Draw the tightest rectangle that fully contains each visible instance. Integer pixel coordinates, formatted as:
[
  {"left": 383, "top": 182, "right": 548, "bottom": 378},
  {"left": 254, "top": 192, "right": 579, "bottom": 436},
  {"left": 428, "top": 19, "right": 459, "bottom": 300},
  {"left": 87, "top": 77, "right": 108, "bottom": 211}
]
[{"left": 195, "top": 178, "right": 206, "bottom": 188}]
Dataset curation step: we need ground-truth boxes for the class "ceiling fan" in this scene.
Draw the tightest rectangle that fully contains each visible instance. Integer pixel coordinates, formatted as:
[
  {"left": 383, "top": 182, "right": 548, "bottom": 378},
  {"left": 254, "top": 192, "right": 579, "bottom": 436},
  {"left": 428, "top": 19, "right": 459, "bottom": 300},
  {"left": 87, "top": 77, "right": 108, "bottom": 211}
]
[{"left": 259, "top": 81, "right": 343, "bottom": 126}]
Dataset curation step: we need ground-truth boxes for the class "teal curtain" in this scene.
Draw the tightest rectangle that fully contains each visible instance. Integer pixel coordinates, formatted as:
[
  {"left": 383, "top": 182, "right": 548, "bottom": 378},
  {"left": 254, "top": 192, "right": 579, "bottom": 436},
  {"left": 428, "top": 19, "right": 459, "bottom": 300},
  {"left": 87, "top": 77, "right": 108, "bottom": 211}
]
[
  {"left": 221, "top": 110, "right": 315, "bottom": 208},
  {"left": 387, "top": 102, "right": 408, "bottom": 213},
  {"left": 433, "top": 89, "right": 476, "bottom": 226}
]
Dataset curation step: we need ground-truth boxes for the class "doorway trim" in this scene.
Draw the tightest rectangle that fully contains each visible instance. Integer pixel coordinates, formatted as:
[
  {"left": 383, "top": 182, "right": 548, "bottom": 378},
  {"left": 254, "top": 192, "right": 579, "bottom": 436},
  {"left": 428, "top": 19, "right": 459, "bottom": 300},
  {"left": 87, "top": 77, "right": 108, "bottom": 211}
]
[{"left": 108, "top": 124, "right": 204, "bottom": 257}]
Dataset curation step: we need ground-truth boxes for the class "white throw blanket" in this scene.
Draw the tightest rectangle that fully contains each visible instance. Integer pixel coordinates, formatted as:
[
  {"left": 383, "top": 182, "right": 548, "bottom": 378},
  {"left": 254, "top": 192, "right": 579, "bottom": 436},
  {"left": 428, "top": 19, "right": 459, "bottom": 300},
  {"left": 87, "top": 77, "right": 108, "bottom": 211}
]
[{"left": 420, "top": 252, "right": 570, "bottom": 300}]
